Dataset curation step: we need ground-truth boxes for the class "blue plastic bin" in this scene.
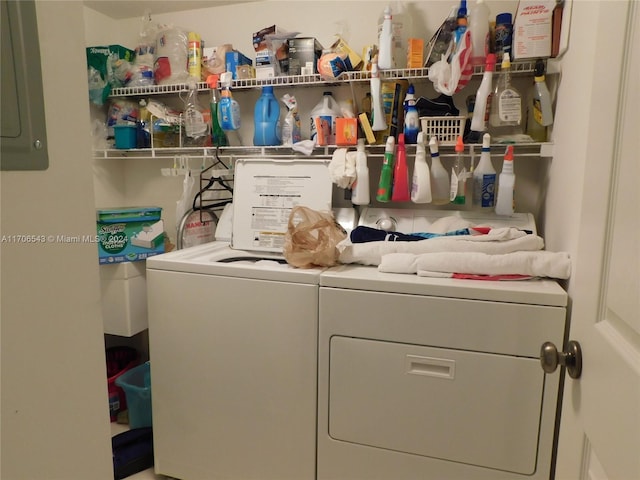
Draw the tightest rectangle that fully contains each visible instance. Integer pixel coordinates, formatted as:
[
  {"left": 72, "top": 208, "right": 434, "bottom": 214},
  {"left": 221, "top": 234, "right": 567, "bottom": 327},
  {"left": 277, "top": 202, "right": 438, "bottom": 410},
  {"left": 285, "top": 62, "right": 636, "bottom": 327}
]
[{"left": 115, "top": 361, "right": 152, "bottom": 429}]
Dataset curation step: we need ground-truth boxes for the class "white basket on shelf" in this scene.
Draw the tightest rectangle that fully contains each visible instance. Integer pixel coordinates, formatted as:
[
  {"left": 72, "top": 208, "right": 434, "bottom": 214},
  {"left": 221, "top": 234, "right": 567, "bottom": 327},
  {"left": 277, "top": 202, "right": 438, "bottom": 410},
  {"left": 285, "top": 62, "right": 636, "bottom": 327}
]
[{"left": 419, "top": 116, "right": 466, "bottom": 145}]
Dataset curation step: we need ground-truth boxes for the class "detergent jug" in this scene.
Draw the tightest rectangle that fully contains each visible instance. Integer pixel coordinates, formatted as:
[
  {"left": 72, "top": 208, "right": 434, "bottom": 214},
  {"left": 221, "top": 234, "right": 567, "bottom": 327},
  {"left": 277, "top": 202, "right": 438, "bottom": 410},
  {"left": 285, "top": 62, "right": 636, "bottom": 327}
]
[{"left": 253, "top": 86, "right": 281, "bottom": 146}]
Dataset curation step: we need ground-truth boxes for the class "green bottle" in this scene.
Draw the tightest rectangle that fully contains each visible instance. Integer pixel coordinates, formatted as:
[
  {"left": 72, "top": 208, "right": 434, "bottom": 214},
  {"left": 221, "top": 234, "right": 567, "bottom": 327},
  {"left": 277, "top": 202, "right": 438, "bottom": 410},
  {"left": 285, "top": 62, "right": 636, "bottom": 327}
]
[
  {"left": 207, "top": 75, "right": 228, "bottom": 147},
  {"left": 376, "top": 136, "right": 395, "bottom": 202}
]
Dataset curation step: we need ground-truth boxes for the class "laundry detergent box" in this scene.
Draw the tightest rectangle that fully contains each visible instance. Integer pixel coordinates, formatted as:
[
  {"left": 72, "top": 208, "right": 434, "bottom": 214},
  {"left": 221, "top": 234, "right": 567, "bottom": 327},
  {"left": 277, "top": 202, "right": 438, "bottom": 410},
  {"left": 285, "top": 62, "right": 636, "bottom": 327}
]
[{"left": 97, "top": 207, "right": 164, "bottom": 264}]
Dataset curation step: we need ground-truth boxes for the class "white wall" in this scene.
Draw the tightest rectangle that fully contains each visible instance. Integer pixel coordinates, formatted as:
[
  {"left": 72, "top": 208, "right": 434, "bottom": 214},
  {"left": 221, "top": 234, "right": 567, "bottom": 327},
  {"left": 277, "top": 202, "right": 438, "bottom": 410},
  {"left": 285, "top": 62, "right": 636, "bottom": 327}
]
[{"left": 0, "top": 2, "right": 113, "bottom": 479}]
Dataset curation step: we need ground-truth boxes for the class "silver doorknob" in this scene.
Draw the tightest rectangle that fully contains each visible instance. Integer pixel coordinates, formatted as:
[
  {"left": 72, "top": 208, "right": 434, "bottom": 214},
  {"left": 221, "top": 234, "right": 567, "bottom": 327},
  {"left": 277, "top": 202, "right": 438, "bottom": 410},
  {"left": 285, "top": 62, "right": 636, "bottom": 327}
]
[{"left": 540, "top": 340, "right": 583, "bottom": 379}]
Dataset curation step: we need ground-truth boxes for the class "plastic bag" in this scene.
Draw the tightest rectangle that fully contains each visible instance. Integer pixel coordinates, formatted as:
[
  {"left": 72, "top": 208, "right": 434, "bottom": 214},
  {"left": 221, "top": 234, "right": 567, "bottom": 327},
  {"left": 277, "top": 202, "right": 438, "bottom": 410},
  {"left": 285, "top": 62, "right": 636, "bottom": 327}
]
[
  {"left": 129, "top": 11, "right": 157, "bottom": 87},
  {"left": 283, "top": 206, "right": 347, "bottom": 268}
]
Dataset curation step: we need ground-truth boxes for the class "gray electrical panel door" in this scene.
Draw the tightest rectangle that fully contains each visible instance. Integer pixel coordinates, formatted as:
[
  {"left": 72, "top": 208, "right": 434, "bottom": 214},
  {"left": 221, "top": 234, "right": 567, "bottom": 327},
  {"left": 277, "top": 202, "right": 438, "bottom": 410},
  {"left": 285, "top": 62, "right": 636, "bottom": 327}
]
[{"left": 1, "top": 0, "right": 48, "bottom": 170}]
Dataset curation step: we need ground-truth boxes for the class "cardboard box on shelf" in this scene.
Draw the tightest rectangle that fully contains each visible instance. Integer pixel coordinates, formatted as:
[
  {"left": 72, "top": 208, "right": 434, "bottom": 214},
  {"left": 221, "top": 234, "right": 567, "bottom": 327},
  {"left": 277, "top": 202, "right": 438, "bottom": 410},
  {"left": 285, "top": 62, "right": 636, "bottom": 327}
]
[{"left": 287, "top": 37, "right": 323, "bottom": 75}]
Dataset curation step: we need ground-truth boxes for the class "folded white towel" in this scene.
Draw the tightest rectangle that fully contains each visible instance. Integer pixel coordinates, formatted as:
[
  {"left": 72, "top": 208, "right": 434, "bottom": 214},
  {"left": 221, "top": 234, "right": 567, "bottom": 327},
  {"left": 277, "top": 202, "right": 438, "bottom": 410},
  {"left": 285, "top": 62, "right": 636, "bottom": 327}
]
[
  {"left": 338, "top": 228, "right": 543, "bottom": 266},
  {"left": 379, "top": 250, "right": 571, "bottom": 279}
]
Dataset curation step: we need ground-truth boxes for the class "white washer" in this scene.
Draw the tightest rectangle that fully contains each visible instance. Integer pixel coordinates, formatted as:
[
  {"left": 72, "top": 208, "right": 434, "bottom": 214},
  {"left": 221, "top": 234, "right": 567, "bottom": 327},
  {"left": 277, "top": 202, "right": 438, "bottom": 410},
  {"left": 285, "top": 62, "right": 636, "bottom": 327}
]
[
  {"left": 147, "top": 158, "right": 340, "bottom": 480},
  {"left": 317, "top": 209, "right": 568, "bottom": 480}
]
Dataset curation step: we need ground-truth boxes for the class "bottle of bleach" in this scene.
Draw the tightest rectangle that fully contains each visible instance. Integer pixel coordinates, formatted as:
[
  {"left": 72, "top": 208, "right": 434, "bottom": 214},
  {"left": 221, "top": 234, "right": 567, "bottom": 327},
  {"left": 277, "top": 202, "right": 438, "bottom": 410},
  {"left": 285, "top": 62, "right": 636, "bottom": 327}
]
[{"left": 253, "top": 86, "right": 281, "bottom": 146}]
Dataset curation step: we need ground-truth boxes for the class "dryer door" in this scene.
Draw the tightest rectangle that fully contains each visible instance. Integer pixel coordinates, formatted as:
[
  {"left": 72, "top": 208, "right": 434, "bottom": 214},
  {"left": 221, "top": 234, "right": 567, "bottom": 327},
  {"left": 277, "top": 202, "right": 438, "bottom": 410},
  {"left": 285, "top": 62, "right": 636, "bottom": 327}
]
[{"left": 329, "top": 336, "right": 544, "bottom": 475}]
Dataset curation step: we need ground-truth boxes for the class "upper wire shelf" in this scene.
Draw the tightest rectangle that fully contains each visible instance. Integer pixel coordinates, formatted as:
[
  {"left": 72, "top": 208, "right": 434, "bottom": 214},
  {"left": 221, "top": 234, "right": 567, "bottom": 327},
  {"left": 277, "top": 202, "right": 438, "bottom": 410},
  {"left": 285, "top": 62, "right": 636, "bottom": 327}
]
[{"left": 109, "top": 60, "right": 543, "bottom": 97}]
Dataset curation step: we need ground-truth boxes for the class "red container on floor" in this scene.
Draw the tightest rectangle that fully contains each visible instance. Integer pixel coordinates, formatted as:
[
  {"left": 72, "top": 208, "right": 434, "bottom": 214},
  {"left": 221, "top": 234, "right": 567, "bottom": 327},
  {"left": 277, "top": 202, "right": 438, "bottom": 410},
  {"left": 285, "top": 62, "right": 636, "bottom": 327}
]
[{"left": 106, "top": 346, "right": 138, "bottom": 421}]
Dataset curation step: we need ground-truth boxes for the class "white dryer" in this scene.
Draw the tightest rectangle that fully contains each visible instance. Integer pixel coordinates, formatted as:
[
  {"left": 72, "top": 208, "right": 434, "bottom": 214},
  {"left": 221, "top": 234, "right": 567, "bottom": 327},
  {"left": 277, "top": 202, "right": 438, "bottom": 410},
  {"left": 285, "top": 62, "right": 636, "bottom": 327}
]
[
  {"left": 317, "top": 208, "right": 568, "bottom": 480},
  {"left": 146, "top": 158, "right": 346, "bottom": 480}
]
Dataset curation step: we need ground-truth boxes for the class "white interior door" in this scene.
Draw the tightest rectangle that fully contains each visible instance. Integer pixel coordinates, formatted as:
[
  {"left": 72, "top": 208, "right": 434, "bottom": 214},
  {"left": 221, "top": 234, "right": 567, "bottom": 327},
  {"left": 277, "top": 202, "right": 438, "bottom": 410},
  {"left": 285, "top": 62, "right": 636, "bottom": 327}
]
[{"left": 554, "top": 2, "right": 640, "bottom": 479}]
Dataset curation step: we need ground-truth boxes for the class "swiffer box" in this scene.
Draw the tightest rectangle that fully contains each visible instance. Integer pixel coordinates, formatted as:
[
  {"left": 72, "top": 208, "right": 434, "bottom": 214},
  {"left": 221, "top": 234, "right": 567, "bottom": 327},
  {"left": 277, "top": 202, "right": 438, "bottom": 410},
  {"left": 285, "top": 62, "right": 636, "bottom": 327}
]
[{"left": 97, "top": 207, "right": 164, "bottom": 264}]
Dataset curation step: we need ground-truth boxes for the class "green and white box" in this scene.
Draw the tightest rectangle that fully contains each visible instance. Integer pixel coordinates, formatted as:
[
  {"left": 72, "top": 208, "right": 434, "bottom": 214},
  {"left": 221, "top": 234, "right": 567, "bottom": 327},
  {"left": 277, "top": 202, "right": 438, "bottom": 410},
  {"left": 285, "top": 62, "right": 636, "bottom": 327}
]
[{"left": 97, "top": 207, "right": 164, "bottom": 264}]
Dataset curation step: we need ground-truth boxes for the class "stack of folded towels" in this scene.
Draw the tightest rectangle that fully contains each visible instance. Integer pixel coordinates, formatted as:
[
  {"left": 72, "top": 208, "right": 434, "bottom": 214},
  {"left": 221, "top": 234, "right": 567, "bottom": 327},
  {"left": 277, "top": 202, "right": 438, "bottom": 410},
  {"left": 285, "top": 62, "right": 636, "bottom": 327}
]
[{"left": 337, "top": 216, "right": 571, "bottom": 281}]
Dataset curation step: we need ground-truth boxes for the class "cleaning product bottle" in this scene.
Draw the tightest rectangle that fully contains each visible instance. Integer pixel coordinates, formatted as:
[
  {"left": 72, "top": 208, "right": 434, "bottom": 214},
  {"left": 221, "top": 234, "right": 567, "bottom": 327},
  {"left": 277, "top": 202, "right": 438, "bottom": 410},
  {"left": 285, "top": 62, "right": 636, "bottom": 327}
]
[
  {"left": 206, "top": 75, "right": 228, "bottom": 147},
  {"left": 310, "top": 91, "right": 340, "bottom": 145},
  {"left": 392, "top": 134, "right": 410, "bottom": 202},
  {"left": 469, "top": 0, "right": 490, "bottom": 66},
  {"left": 472, "top": 133, "right": 497, "bottom": 208},
  {"left": 495, "top": 145, "right": 516, "bottom": 215},
  {"left": 253, "top": 86, "right": 281, "bottom": 146},
  {"left": 376, "top": 136, "right": 395, "bottom": 202},
  {"left": 370, "top": 57, "right": 388, "bottom": 131},
  {"left": 411, "top": 132, "right": 432, "bottom": 203},
  {"left": 351, "top": 139, "right": 370, "bottom": 205},
  {"left": 218, "top": 71, "right": 241, "bottom": 131},
  {"left": 489, "top": 52, "right": 522, "bottom": 137},
  {"left": 454, "top": 0, "right": 468, "bottom": 48},
  {"left": 378, "top": 5, "right": 394, "bottom": 69},
  {"left": 137, "top": 98, "right": 151, "bottom": 148},
  {"left": 450, "top": 135, "right": 467, "bottom": 204},
  {"left": 469, "top": 53, "right": 496, "bottom": 135},
  {"left": 183, "top": 77, "right": 209, "bottom": 146},
  {"left": 403, "top": 84, "right": 419, "bottom": 144},
  {"left": 429, "top": 136, "right": 450, "bottom": 205},
  {"left": 526, "top": 59, "right": 554, "bottom": 142},
  {"left": 187, "top": 32, "right": 202, "bottom": 80}
]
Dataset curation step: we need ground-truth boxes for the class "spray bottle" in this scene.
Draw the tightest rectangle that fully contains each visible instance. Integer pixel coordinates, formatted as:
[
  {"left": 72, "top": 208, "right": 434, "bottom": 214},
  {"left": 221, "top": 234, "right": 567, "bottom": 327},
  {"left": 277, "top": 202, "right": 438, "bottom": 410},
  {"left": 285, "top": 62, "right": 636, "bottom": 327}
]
[
  {"left": 392, "top": 133, "right": 410, "bottom": 202},
  {"left": 403, "top": 84, "right": 419, "bottom": 144},
  {"left": 472, "top": 133, "right": 497, "bottom": 208},
  {"left": 351, "top": 139, "right": 370, "bottom": 205},
  {"left": 411, "top": 132, "right": 432, "bottom": 203},
  {"left": 450, "top": 136, "right": 467, "bottom": 204},
  {"left": 218, "top": 71, "right": 241, "bottom": 131},
  {"left": 370, "top": 57, "right": 388, "bottom": 132},
  {"left": 429, "top": 136, "right": 450, "bottom": 205},
  {"left": 376, "top": 136, "right": 395, "bottom": 202},
  {"left": 495, "top": 145, "right": 516, "bottom": 215},
  {"left": 206, "top": 75, "right": 228, "bottom": 147},
  {"left": 378, "top": 5, "right": 394, "bottom": 69}
]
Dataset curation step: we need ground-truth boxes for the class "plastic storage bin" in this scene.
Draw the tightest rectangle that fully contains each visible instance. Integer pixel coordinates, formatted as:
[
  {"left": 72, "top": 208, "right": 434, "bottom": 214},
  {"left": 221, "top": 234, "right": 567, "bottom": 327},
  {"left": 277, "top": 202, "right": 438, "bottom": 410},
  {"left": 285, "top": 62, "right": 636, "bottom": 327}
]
[
  {"left": 113, "top": 124, "right": 137, "bottom": 149},
  {"left": 115, "top": 361, "right": 153, "bottom": 429},
  {"left": 106, "top": 346, "right": 139, "bottom": 422},
  {"left": 419, "top": 116, "right": 466, "bottom": 145}
]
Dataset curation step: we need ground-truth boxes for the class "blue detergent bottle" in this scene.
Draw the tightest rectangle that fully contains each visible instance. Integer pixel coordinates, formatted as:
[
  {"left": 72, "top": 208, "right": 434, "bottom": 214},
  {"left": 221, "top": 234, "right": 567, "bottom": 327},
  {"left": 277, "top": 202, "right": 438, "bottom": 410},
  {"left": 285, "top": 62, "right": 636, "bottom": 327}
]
[{"left": 253, "top": 86, "right": 282, "bottom": 146}]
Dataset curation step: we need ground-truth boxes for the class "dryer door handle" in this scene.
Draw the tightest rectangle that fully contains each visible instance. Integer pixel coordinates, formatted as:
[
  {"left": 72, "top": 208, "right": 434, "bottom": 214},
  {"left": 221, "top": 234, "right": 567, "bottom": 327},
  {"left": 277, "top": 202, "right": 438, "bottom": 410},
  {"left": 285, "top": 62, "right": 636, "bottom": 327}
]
[{"left": 405, "top": 355, "right": 456, "bottom": 380}]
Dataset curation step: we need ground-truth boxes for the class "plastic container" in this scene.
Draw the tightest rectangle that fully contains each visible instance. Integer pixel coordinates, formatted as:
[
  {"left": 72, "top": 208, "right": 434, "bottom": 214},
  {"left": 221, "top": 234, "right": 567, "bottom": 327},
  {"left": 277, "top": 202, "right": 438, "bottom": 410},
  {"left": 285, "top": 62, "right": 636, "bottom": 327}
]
[
  {"left": 378, "top": 5, "right": 394, "bottom": 69},
  {"left": 114, "top": 125, "right": 138, "bottom": 149},
  {"left": 392, "top": 134, "right": 410, "bottom": 202},
  {"left": 450, "top": 135, "right": 467, "bottom": 205},
  {"left": 403, "top": 84, "right": 419, "bottom": 144},
  {"left": 495, "top": 145, "right": 516, "bottom": 216},
  {"left": 115, "top": 361, "right": 153, "bottom": 429},
  {"left": 253, "top": 86, "right": 282, "bottom": 146},
  {"left": 411, "top": 132, "right": 432, "bottom": 204},
  {"left": 310, "top": 91, "right": 340, "bottom": 145},
  {"left": 106, "top": 346, "right": 139, "bottom": 421},
  {"left": 469, "top": 0, "right": 490, "bottom": 66},
  {"left": 470, "top": 53, "right": 496, "bottom": 133},
  {"left": 218, "top": 72, "right": 241, "bottom": 131},
  {"left": 187, "top": 32, "right": 201, "bottom": 80},
  {"left": 495, "top": 12, "right": 513, "bottom": 59},
  {"left": 419, "top": 116, "right": 466, "bottom": 145},
  {"left": 472, "top": 133, "right": 497, "bottom": 208},
  {"left": 429, "top": 136, "right": 450, "bottom": 205},
  {"left": 376, "top": 136, "right": 395, "bottom": 202},
  {"left": 351, "top": 139, "right": 370, "bottom": 205}
]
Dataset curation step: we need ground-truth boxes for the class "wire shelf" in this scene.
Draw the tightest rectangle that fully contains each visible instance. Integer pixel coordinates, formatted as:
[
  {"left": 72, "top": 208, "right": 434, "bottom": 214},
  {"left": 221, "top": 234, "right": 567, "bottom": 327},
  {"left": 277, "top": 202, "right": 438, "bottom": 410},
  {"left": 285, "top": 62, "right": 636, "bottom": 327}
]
[{"left": 108, "top": 60, "right": 542, "bottom": 97}]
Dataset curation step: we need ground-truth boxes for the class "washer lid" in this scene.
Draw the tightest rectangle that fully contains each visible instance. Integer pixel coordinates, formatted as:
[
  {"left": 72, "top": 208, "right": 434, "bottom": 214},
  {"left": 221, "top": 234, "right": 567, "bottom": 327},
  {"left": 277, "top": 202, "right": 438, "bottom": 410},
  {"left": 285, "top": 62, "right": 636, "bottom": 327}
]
[{"left": 231, "top": 158, "right": 333, "bottom": 253}]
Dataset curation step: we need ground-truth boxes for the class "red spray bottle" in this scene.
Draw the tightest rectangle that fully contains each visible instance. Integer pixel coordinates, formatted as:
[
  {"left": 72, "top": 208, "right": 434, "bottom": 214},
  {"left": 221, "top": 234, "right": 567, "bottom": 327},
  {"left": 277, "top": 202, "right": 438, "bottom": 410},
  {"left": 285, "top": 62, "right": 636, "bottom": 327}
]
[{"left": 391, "top": 133, "right": 410, "bottom": 202}]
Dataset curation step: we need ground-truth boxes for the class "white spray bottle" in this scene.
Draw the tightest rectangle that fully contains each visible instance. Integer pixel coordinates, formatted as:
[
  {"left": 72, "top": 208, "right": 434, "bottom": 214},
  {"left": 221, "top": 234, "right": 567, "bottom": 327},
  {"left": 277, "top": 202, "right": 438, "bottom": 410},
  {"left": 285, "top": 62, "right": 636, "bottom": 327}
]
[
  {"left": 411, "top": 132, "right": 432, "bottom": 203},
  {"left": 495, "top": 145, "right": 516, "bottom": 215},
  {"left": 378, "top": 5, "right": 394, "bottom": 69},
  {"left": 351, "top": 139, "right": 371, "bottom": 205},
  {"left": 472, "top": 133, "right": 497, "bottom": 208},
  {"left": 370, "top": 56, "right": 388, "bottom": 131},
  {"left": 429, "top": 136, "right": 450, "bottom": 205}
]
